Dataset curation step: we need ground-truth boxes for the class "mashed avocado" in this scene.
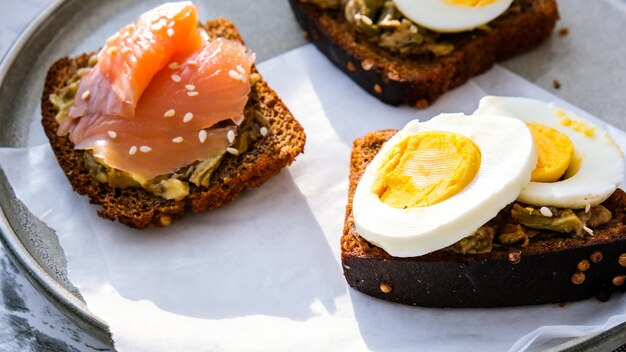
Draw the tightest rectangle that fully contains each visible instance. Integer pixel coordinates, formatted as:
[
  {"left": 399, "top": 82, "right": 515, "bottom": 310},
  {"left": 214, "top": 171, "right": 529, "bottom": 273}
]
[
  {"left": 51, "top": 61, "right": 267, "bottom": 201},
  {"left": 447, "top": 203, "right": 613, "bottom": 254},
  {"left": 301, "top": 0, "right": 522, "bottom": 57}
]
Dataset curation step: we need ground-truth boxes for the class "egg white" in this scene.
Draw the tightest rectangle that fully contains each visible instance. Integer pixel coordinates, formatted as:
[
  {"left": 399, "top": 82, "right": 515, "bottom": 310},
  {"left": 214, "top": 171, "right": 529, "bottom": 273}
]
[
  {"left": 474, "top": 96, "right": 625, "bottom": 209},
  {"left": 353, "top": 113, "right": 536, "bottom": 257},
  {"left": 392, "top": 0, "right": 514, "bottom": 33}
]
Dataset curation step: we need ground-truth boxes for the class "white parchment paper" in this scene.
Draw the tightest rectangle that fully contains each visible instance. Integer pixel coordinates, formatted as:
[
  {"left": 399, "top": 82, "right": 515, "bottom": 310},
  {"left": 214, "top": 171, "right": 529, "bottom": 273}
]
[{"left": 1, "top": 44, "right": 626, "bottom": 352}]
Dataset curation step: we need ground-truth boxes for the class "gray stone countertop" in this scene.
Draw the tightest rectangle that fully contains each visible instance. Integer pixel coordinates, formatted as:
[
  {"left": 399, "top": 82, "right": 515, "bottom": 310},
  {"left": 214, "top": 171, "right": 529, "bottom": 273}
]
[{"left": 0, "top": 0, "right": 625, "bottom": 351}]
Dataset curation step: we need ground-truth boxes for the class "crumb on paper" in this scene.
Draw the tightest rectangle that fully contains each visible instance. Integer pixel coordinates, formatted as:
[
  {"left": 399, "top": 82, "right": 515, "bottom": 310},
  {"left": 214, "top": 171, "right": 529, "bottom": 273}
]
[
  {"left": 553, "top": 79, "right": 561, "bottom": 89},
  {"left": 558, "top": 28, "right": 569, "bottom": 37}
]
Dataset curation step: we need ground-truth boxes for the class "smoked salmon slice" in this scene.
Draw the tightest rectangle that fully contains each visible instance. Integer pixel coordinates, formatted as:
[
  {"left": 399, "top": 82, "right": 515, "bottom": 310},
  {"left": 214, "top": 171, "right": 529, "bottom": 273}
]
[
  {"left": 68, "top": 2, "right": 203, "bottom": 120},
  {"left": 58, "top": 2, "right": 255, "bottom": 181}
]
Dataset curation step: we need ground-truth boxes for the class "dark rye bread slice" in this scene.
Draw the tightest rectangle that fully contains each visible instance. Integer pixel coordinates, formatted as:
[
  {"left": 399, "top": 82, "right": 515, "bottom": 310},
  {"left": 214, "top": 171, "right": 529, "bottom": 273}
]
[
  {"left": 41, "top": 19, "right": 306, "bottom": 229},
  {"left": 289, "top": 0, "right": 559, "bottom": 107},
  {"left": 343, "top": 130, "right": 626, "bottom": 307}
]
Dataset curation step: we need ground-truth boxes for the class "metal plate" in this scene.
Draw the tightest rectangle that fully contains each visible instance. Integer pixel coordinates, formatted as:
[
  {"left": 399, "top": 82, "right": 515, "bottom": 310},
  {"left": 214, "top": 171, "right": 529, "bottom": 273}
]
[{"left": 0, "top": 0, "right": 625, "bottom": 350}]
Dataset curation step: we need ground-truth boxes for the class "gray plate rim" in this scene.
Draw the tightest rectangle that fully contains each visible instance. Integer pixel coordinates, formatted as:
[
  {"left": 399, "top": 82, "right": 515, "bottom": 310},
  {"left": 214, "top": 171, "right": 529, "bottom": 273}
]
[
  {"left": 0, "top": 0, "right": 624, "bottom": 350},
  {"left": 0, "top": 0, "right": 113, "bottom": 345}
]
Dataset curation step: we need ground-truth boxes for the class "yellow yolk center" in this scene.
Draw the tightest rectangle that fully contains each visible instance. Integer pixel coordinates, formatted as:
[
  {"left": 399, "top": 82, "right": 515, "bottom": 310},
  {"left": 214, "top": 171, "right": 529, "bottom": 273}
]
[
  {"left": 372, "top": 132, "right": 481, "bottom": 209},
  {"left": 526, "top": 122, "right": 575, "bottom": 182},
  {"left": 443, "top": 0, "right": 498, "bottom": 7}
]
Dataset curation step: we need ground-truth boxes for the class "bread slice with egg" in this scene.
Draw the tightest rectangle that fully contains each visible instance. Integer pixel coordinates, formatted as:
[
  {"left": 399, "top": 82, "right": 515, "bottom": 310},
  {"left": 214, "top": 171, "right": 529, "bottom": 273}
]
[
  {"left": 289, "top": 0, "right": 559, "bottom": 107},
  {"left": 41, "top": 19, "right": 306, "bottom": 229},
  {"left": 343, "top": 130, "right": 626, "bottom": 307}
]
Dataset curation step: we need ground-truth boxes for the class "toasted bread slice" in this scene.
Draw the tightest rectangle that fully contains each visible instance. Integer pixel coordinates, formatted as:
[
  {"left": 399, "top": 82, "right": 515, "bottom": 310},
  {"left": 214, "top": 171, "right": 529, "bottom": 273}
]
[
  {"left": 41, "top": 19, "right": 306, "bottom": 229},
  {"left": 343, "top": 130, "right": 626, "bottom": 307},
  {"left": 289, "top": 0, "right": 559, "bottom": 107}
]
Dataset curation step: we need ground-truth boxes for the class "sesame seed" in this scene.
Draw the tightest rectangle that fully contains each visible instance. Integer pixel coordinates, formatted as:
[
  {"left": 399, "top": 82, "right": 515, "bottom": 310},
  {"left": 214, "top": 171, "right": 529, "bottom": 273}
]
[
  {"left": 185, "top": 84, "right": 196, "bottom": 91},
  {"left": 577, "top": 259, "right": 590, "bottom": 272},
  {"left": 120, "top": 47, "right": 131, "bottom": 54},
  {"left": 571, "top": 272, "right": 585, "bottom": 285},
  {"left": 167, "top": 28, "right": 174, "bottom": 37},
  {"left": 140, "top": 145, "right": 152, "bottom": 153},
  {"left": 159, "top": 215, "right": 172, "bottom": 227},
  {"left": 106, "top": 32, "right": 120, "bottom": 44},
  {"left": 539, "top": 207, "right": 553, "bottom": 217},
  {"left": 183, "top": 112, "right": 193, "bottom": 123},
  {"left": 361, "top": 15, "right": 373, "bottom": 26},
  {"left": 583, "top": 226, "right": 594, "bottom": 235},
  {"left": 81, "top": 90, "right": 91, "bottom": 100},
  {"left": 128, "top": 146, "right": 137, "bottom": 155},
  {"left": 236, "top": 64, "right": 245, "bottom": 74},
  {"left": 107, "top": 46, "right": 118, "bottom": 55},
  {"left": 188, "top": 60, "right": 197, "bottom": 66},
  {"left": 585, "top": 203, "right": 591, "bottom": 213},
  {"left": 228, "top": 69, "right": 241, "bottom": 80},
  {"left": 187, "top": 91, "right": 199, "bottom": 97},
  {"left": 171, "top": 74, "right": 182, "bottom": 83},
  {"left": 226, "top": 147, "right": 239, "bottom": 155},
  {"left": 107, "top": 130, "right": 117, "bottom": 139},
  {"left": 590, "top": 250, "right": 603, "bottom": 263},
  {"left": 172, "top": 137, "right": 184, "bottom": 144},
  {"left": 150, "top": 23, "right": 163, "bottom": 31},
  {"left": 226, "top": 70, "right": 247, "bottom": 83},
  {"left": 227, "top": 130, "right": 236, "bottom": 144},
  {"left": 168, "top": 62, "right": 180, "bottom": 69},
  {"left": 163, "top": 109, "right": 176, "bottom": 118},
  {"left": 361, "top": 59, "right": 374, "bottom": 71},
  {"left": 416, "top": 98, "right": 429, "bottom": 109},
  {"left": 260, "top": 127, "right": 268, "bottom": 137},
  {"left": 508, "top": 251, "right": 521, "bottom": 264},
  {"left": 198, "top": 130, "right": 207, "bottom": 143}
]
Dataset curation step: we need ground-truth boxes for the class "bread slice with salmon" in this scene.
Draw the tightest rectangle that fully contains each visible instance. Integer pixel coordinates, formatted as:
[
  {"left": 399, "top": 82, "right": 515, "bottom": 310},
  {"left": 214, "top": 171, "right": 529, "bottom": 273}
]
[{"left": 42, "top": 3, "right": 305, "bottom": 229}]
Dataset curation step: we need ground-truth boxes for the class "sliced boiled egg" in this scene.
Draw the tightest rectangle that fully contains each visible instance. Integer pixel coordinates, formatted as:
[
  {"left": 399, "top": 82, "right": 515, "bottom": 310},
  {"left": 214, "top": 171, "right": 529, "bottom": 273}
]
[
  {"left": 353, "top": 113, "right": 536, "bottom": 257},
  {"left": 392, "top": 0, "right": 514, "bottom": 33},
  {"left": 474, "top": 96, "right": 625, "bottom": 209}
]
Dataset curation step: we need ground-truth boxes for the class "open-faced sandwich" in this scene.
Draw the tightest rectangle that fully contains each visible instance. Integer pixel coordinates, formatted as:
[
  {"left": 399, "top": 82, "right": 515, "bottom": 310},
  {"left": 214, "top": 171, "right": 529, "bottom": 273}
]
[
  {"left": 42, "top": 2, "right": 306, "bottom": 228},
  {"left": 343, "top": 96, "right": 626, "bottom": 307},
  {"left": 289, "top": 0, "right": 559, "bottom": 107}
]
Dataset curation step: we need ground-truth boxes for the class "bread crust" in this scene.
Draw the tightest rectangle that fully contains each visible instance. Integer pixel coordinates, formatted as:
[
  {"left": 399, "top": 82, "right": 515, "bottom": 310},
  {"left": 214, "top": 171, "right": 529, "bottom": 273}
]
[
  {"left": 342, "top": 131, "right": 626, "bottom": 307},
  {"left": 41, "top": 19, "right": 306, "bottom": 229},
  {"left": 289, "top": 0, "right": 559, "bottom": 106}
]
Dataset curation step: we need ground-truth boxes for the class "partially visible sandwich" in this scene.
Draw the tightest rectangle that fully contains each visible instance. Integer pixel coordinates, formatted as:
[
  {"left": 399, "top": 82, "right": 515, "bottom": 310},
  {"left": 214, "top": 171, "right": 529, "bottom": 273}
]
[
  {"left": 42, "top": 3, "right": 305, "bottom": 228},
  {"left": 290, "top": 0, "right": 559, "bottom": 107},
  {"left": 343, "top": 97, "right": 626, "bottom": 307}
]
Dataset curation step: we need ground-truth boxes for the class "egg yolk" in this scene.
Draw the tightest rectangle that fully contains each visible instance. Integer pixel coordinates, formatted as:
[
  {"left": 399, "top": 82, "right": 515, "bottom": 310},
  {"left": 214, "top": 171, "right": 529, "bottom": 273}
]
[
  {"left": 372, "top": 132, "right": 481, "bottom": 209},
  {"left": 443, "top": 0, "right": 498, "bottom": 7},
  {"left": 527, "top": 123, "right": 574, "bottom": 182},
  {"left": 563, "top": 153, "right": 583, "bottom": 180}
]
